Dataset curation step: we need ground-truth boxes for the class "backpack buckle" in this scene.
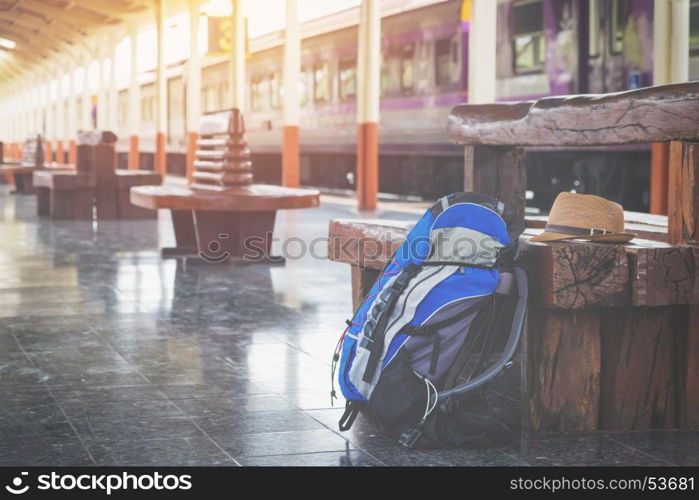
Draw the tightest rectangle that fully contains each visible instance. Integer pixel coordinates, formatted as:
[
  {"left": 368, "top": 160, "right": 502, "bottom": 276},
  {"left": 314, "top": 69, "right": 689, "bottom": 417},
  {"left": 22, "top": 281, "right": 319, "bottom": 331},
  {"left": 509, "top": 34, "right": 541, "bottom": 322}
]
[{"left": 398, "top": 426, "right": 423, "bottom": 449}]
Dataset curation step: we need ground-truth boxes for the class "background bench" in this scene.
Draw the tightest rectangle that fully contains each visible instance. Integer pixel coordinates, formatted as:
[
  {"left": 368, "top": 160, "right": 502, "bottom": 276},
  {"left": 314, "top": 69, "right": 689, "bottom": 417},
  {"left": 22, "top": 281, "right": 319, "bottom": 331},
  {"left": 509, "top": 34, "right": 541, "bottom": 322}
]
[
  {"left": 329, "top": 82, "right": 699, "bottom": 433},
  {"left": 33, "top": 131, "right": 162, "bottom": 220},
  {"left": 130, "top": 109, "right": 319, "bottom": 263}
]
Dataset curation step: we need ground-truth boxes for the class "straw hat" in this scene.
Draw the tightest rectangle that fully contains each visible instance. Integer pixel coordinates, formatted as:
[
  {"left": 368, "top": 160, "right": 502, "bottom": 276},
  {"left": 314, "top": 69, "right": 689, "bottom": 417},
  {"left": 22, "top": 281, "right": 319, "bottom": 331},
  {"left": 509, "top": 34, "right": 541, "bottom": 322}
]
[{"left": 530, "top": 192, "right": 636, "bottom": 243}]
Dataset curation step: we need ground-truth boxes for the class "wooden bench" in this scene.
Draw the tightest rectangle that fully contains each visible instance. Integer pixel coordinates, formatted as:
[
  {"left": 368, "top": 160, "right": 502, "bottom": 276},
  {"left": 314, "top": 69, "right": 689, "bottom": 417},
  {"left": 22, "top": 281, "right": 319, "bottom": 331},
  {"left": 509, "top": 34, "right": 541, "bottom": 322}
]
[
  {"left": 0, "top": 135, "right": 76, "bottom": 194},
  {"left": 34, "top": 131, "right": 162, "bottom": 220},
  {"left": 130, "top": 109, "right": 319, "bottom": 263},
  {"left": 328, "top": 82, "right": 699, "bottom": 432}
]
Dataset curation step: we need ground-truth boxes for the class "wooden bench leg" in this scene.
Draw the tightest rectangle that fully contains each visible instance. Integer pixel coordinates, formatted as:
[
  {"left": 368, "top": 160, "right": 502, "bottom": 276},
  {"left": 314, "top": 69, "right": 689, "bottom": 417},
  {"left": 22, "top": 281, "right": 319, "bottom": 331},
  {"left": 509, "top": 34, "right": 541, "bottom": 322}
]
[
  {"left": 162, "top": 210, "right": 198, "bottom": 257},
  {"left": 523, "top": 307, "right": 601, "bottom": 432},
  {"left": 599, "top": 306, "right": 677, "bottom": 430},
  {"left": 681, "top": 306, "right": 699, "bottom": 429},
  {"left": 36, "top": 187, "right": 50, "bottom": 216},
  {"left": 191, "top": 210, "right": 282, "bottom": 264},
  {"left": 117, "top": 186, "right": 157, "bottom": 219},
  {"left": 73, "top": 188, "right": 95, "bottom": 219},
  {"left": 12, "top": 172, "right": 35, "bottom": 195},
  {"left": 51, "top": 188, "right": 94, "bottom": 220},
  {"left": 668, "top": 142, "right": 699, "bottom": 429},
  {"left": 50, "top": 189, "right": 73, "bottom": 219},
  {"left": 351, "top": 265, "right": 379, "bottom": 311},
  {"left": 95, "top": 179, "right": 118, "bottom": 220}
]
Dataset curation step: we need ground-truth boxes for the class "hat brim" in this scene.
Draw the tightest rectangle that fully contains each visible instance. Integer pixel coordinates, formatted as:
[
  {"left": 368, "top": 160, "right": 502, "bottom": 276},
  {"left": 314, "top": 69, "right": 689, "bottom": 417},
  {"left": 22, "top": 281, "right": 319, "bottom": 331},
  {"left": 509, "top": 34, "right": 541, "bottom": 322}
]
[{"left": 529, "top": 231, "right": 636, "bottom": 244}]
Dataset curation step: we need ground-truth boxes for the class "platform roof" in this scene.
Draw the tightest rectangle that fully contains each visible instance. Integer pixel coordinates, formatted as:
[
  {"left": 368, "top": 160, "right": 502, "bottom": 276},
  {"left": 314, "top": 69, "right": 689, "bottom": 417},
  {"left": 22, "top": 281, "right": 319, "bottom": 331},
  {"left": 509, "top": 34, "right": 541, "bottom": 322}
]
[{"left": 0, "top": 0, "right": 191, "bottom": 88}]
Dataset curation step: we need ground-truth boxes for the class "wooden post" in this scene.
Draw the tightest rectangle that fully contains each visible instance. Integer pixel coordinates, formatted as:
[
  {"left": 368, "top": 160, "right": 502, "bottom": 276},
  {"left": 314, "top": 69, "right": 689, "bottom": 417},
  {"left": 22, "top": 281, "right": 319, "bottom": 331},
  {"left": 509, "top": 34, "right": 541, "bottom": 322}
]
[
  {"left": 155, "top": 0, "right": 168, "bottom": 176},
  {"left": 128, "top": 24, "right": 141, "bottom": 171},
  {"left": 356, "top": 0, "right": 380, "bottom": 210},
  {"left": 463, "top": 145, "right": 526, "bottom": 221},
  {"left": 668, "top": 140, "right": 699, "bottom": 430},
  {"left": 650, "top": 0, "right": 690, "bottom": 215},
  {"left": 186, "top": 0, "right": 201, "bottom": 183},
  {"left": 523, "top": 308, "right": 601, "bottom": 432},
  {"left": 600, "top": 306, "right": 677, "bottom": 430},
  {"left": 282, "top": 0, "right": 300, "bottom": 188},
  {"left": 668, "top": 142, "right": 699, "bottom": 245}
]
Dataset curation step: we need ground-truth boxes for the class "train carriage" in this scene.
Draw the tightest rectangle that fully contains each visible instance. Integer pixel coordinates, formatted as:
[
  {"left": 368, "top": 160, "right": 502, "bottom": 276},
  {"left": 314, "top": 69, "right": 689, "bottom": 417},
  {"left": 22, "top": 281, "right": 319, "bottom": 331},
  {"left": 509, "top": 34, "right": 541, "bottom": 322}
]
[{"left": 120, "top": 0, "right": 699, "bottom": 209}]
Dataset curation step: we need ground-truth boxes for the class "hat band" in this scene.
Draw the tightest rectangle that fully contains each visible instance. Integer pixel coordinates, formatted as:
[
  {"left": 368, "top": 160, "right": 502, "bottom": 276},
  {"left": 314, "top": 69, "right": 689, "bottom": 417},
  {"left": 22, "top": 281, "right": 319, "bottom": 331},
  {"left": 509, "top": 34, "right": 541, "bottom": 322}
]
[{"left": 545, "top": 223, "right": 614, "bottom": 236}]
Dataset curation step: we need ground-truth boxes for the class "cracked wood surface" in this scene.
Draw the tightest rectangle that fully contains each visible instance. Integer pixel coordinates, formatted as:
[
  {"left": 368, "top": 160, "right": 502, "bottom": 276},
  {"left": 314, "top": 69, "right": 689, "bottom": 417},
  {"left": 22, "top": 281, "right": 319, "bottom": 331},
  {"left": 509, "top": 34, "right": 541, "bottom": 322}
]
[
  {"left": 668, "top": 141, "right": 699, "bottom": 246},
  {"left": 627, "top": 241, "right": 699, "bottom": 307},
  {"left": 522, "top": 231, "right": 629, "bottom": 309},
  {"left": 448, "top": 82, "right": 699, "bottom": 147},
  {"left": 329, "top": 220, "right": 698, "bottom": 308},
  {"left": 600, "top": 307, "right": 679, "bottom": 430},
  {"left": 523, "top": 308, "right": 601, "bottom": 431}
]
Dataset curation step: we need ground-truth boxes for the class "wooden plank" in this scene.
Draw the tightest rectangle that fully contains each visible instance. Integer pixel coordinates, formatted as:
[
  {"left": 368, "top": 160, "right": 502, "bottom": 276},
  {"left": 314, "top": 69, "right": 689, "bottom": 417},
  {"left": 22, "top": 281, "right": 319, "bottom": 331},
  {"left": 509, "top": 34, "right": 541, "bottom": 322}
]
[
  {"left": 678, "top": 306, "right": 699, "bottom": 429},
  {"left": 521, "top": 233, "right": 629, "bottom": 309},
  {"left": 464, "top": 145, "right": 526, "bottom": 222},
  {"left": 650, "top": 143, "right": 670, "bottom": 215},
  {"left": 448, "top": 82, "right": 699, "bottom": 147},
  {"left": 330, "top": 219, "right": 633, "bottom": 309},
  {"left": 600, "top": 306, "right": 677, "bottom": 430},
  {"left": 350, "top": 264, "right": 380, "bottom": 311},
  {"left": 523, "top": 307, "right": 600, "bottom": 432},
  {"left": 627, "top": 240, "right": 699, "bottom": 306},
  {"left": 668, "top": 141, "right": 699, "bottom": 246},
  {"left": 327, "top": 218, "right": 411, "bottom": 270}
]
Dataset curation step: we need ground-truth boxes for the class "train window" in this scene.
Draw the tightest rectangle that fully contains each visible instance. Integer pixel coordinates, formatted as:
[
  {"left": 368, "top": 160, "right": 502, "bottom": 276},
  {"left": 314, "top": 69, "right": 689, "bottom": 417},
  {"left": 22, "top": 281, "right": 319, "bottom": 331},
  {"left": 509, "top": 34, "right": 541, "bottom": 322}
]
[
  {"left": 314, "top": 61, "right": 330, "bottom": 103},
  {"left": 435, "top": 37, "right": 459, "bottom": 87},
  {"left": 400, "top": 44, "right": 415, "bottom": 93},
  {"left": 203, "top": 86, "right": 217, "bottom": 112},
  {"left": 251, "top": 78, "right": 264, "bottom": 110},
  {"left": 381, "top": 50, "right": 401, "bottom": 96},
  {"left": 270, "top": 72, "right": 281, "bottom": 109},
  {"left": 118, "top": 100, "right": 128, "bottom": 128},
  {"left": 299, "top": 72, "right": 308, "bottom": 107},
  {"left": 219, "top": 83, "right": 229, "bottom": 110},
  {"left": 609, "top": 0, "right": 627, "bottom": 55},
  {"left": 140, "top": 92, "right": 154, "bottom": 122},
  {"left": 512, "top": 0, "right": 546, "bottom": 73},
  {"left": 168, "top": 78, "right": 184, "bottom": 120},
  {"left": 690, "top": 0, "right": 699, "bottom": 54},
  {"left": 339, "top": 56, "right": 357, "bottom": 100}
]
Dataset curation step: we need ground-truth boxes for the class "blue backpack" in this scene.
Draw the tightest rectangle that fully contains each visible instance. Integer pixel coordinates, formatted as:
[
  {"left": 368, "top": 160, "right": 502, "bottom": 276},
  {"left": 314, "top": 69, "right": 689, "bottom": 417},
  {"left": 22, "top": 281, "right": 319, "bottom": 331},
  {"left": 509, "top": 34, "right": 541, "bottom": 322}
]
[{"left": 331, "top": 192, "right": 527, "bottom": 448}]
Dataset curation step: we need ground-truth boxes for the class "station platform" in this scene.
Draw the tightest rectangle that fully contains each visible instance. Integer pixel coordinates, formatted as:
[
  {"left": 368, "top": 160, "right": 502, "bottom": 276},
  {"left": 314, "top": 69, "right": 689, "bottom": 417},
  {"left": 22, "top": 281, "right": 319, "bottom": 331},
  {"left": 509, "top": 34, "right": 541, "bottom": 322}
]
[{"left": 0, "top": 185, "right": 697, "bottom": 466}]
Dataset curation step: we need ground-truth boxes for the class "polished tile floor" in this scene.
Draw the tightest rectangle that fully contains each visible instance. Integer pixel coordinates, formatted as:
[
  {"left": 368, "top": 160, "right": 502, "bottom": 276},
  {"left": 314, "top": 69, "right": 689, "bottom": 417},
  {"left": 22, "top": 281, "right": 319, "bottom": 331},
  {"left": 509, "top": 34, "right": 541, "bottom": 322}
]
[{"left": 0, "top": 185, "right": 697, "bottom": 466}]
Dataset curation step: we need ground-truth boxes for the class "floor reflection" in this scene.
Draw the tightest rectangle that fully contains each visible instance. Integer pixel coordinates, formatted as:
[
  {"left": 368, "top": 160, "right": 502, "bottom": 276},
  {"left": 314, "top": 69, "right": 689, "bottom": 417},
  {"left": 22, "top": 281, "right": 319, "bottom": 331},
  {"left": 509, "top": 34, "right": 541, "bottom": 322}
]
[{"left": 0, "top": 185, "right": 696, "bottom": 466}]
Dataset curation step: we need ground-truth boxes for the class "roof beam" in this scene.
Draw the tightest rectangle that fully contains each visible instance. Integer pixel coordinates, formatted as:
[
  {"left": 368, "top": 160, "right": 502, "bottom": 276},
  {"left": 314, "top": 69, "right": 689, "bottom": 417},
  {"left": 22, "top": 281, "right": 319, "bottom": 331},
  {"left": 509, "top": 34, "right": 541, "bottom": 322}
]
[
  {"left": 14, "top": 6, "right": 93, "bottom": 49},
  {"left": 15, "top": 0, "right": 109, "bottom": 26},
  {"left": 0, "top": 45, "right": 48, "bottom": 64},
  {"left": 0, "top": 11, "right": 86, "bottom": 41},
  {"left": 63, "top": 0, "right": 139, "bottom": 20},
  {"left": 0, "top": 17, "right": 76, "bottom": 49},
  {"left": 0, "top": 24, "right": 63, "bottom": 57}
]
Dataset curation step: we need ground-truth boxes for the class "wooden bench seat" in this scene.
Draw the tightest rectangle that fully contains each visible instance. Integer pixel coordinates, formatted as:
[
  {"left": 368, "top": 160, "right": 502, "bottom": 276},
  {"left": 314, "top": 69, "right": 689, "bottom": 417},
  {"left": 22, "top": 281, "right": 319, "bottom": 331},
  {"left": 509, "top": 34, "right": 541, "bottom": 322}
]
[
  {"left": 130, "top": 109, "right": 319, "bottom": 263},
  {"left": 0, "top": 135, "right": 74, "bottom": 194},
  {"left": 34, "top": 131, "right": 162, "bottom": 220},
  {"left": 329, "top": 213, "right": 698, "bottom": 432},
  {"left": 33, "top": 170, "right": 95, "bottom": 219}
]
